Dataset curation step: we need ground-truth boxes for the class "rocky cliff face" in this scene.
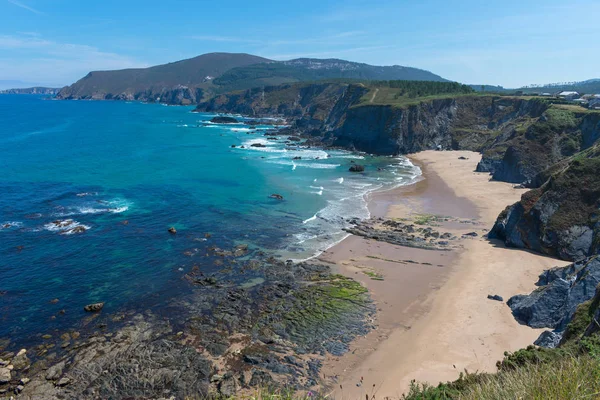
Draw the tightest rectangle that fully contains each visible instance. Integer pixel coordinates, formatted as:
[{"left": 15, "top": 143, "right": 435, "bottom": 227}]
[
  {"left": 198, "top": 83, "right": 562, "bottom": 159},
  {"left": 507, "top": 256, "right": 600, "bottom": 347},
  {"left": 477, "top": 109, "right": 600, "bottom": 184},
  {"left": 57, "top": 85, "right": 204, "bottom": 105},
  {"left": 198, "top": 84, "right": 600, "bottom": 182},
  {"left": 490, "top": 144, "right": 600, "bottom": 260},
  {"left": 0, "top": 87, "right": 60, "bottom": 95}
]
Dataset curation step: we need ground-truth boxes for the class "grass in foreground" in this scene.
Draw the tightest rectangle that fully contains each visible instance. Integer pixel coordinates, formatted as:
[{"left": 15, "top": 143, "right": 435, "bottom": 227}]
[{"left": 402, "top": 354, "right": 600, "bottom": 400}]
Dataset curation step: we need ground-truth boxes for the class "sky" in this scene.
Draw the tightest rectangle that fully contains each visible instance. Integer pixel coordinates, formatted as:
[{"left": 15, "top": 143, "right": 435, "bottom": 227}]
[{"left": 1, "top": 0, "right": 599, "bottom": 88}]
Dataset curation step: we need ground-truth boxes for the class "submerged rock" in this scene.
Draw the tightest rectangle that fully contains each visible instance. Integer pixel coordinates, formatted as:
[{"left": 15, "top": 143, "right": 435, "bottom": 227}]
[
  {"left": 269, "top": 194, "right": 284, "bottom": 200},
  {"left": 349, "top": 164, "right": 365, "bottom": 172},
  {"left": 83, "top": 302, "right": 105, "bottom": 312}
]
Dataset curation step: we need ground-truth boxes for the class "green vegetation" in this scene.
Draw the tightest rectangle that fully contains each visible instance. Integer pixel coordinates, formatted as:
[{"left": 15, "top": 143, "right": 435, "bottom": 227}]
[
  {"left": 413, "top": 214, "right": 443, "bottom": 226},
  {"left": 363, "top": 270, "right": 385, "bottom": 280},
  {"left": 215, "top": 62, "right": 445, "bottom": 93},
  {"left": 357, "top": 80, "right": 476, "bottom": 107},
  {"left": 373, "top": 80, "right": 474, "bottom": 97},
  {"left": 545, "top": 154, "right": 600, "bottom": 232}
]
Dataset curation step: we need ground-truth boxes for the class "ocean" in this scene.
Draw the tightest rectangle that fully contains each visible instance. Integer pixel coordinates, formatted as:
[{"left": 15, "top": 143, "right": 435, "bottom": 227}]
[{"left": 0, "top": 95, "right": 420, "bottom": 345}]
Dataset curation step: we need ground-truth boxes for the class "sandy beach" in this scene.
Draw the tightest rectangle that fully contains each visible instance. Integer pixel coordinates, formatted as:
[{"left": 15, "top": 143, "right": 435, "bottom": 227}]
[{"left": 318, "top": 150, "right": 569, "bottom": 399}]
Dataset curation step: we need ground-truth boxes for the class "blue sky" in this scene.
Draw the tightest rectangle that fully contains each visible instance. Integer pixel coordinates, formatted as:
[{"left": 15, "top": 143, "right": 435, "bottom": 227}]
[{"left": 1, "top": 0, "right": 599, "bottom": 88}]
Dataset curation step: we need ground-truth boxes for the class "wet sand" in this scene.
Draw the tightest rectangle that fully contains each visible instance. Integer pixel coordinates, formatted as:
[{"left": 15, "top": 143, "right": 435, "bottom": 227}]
[{"left": 318, "top": 150, "right": 568, "bottom": 399}]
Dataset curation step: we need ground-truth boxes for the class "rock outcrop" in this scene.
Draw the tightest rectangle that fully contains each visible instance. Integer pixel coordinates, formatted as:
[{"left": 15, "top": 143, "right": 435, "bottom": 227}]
[
  {"left": 508, "top": 256, "right": 600, "bottom": 347},
  {"left": 490, "top": 144, "right": 600, "bottom": 260}
]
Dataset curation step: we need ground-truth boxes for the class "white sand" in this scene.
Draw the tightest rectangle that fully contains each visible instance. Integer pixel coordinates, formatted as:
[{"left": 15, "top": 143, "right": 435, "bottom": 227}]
[{"left": 321, "top": 150, "right": 568, "bottom": 399}]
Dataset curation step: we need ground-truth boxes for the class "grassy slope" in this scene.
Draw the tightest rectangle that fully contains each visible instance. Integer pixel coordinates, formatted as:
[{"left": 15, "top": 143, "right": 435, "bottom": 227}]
[{"left": 62, "top": 53, "right": 271, "bottom": 95}]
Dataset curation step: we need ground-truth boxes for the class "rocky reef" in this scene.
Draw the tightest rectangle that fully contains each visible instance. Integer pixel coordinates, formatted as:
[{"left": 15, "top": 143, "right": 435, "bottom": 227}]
[
  {"left": 1, "top": 252, "right": 374, "bottom": 399},
  {"left": 490, "top": 143, "right": 600, "bottom": 260}
]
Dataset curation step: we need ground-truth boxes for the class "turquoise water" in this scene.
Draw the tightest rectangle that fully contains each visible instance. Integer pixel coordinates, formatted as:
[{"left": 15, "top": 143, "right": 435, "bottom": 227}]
[{"left": 0, "top": 95, "right": 420, "bottom": 343}]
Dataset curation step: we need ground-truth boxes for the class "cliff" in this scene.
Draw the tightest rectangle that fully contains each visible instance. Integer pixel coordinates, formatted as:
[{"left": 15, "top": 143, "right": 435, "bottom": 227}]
[
  {"left": 197, "top": 83, "right": 600, "bottom": 180},
  {"left": 0, "top": 87, "right": 60, "bottom": 95},
  {"left": 489, "top": 143, "right": 600, "bottom": 260}
]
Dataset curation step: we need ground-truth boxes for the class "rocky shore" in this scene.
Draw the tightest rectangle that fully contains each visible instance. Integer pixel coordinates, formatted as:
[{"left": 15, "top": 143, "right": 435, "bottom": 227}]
[
  {"left": 1, "top": 246, "right": 375, "bottom": 399},
  {"left": 343, "top": 216, "right": 480, "bottom": 251}
]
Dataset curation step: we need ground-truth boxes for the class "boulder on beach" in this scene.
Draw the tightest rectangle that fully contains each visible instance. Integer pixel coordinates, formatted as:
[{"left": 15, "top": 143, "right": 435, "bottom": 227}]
[
  {"left": 210, "top": 116, "right": 238, "bottom": 124},
  {"left": 83, "top": 302, "right": 105, "bottom": 312},
  {"left": 349, "top": 164, "right": 365, "bottom": 172},
  {"left": 269, "top": 194, "right": 284, "bottom": 200}
]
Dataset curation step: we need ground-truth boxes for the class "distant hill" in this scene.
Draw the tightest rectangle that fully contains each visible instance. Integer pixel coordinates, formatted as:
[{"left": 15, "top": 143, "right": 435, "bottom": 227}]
[
  {"left": 470, "top": 84, "right": 509, "bottom": 93},
  {"left": 519, "top": 79, "right": 600, "bottom": 94},
  {"left": 213, "top": 58, "right": 447, "bottom": 92},
  {"left": 56, "top": 52, "right": 271, "bottom": 104},
  {"left": 56, "top": 52, "right": 448, "bottom": 104},
  {"left": 0, "top": 87, "right": 61, "bottom": 95}
]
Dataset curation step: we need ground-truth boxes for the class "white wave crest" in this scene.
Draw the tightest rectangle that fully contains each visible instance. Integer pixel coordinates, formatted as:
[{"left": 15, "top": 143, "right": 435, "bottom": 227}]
[{"left": 44, "top": 219, "right": 91, "bottom": 235}]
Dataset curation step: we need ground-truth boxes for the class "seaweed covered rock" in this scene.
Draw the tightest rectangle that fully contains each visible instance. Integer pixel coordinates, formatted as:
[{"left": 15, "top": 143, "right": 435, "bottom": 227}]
[
  {"left": 508, "top": 256, "right": 600, "bottom": 346},
  {"left": 490, "top": 144, "right": 600, "bottom": 261}
]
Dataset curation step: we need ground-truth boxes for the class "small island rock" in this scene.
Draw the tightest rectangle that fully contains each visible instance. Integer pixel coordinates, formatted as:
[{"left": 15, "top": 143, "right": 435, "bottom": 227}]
[{"left": 349, "top": 164, "right": 365, "bottom": 172}]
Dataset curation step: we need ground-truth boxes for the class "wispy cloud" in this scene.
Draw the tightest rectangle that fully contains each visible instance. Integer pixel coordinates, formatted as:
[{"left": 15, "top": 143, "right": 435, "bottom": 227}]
[
  {"left": 0, "top": 34, "right": 147, "bottom": 86},
  {"left": 186, "top": 35, "right": 261, "bottom": 44},
  {"left": 7, "top": 0, "right": 42, "bottom": 14},
  {"left": 187, "top": 31, "right": 367, "bottom": 47}
]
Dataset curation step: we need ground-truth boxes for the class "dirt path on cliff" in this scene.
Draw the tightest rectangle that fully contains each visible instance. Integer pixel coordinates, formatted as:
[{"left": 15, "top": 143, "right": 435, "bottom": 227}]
[
  {"left": 369, "top": 88, "right": 379, "bottom": 103},
  {"left": 319, "top": 150, "right": 568, "bottom": 399}
]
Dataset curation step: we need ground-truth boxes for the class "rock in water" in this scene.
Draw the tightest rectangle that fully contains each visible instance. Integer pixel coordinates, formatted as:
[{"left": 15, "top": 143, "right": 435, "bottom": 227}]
[
  {"left": 349, "top": 164, "right": 365, "bottom": 172},
  {"left": 84, "top": 302, "right": 104, "bottom": 312},
  {"left": 250, "top": 143, "right": 266, "bottom": 148},
  {"left": 210, "top": 116, "right": 238, "bottom": 124},
  {"left": 269, "top": 194, "right": 284, "bottom": 200},
  {"left": 168, "top": 227, "right": 177, "bottom": 234}
]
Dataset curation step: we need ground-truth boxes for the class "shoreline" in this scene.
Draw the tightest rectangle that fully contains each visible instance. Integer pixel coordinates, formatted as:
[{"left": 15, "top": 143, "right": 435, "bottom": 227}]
[{"left": 318, "top": 150, "right": 569, "bottom": 398}]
